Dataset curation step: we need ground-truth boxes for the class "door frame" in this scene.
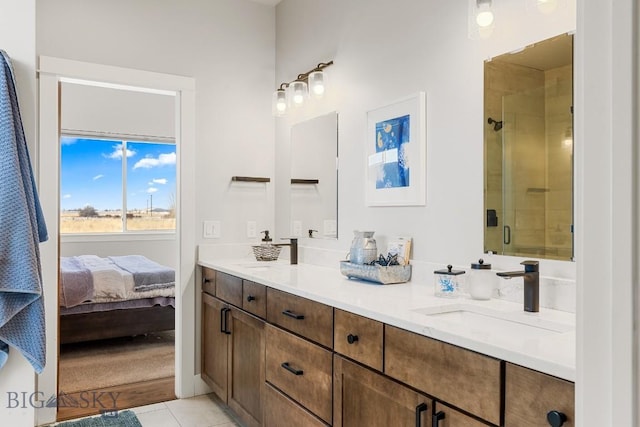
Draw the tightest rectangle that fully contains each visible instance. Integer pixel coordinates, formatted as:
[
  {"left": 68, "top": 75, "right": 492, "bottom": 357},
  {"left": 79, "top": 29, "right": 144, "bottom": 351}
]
[{"left": 36, "top": 56, "right": 197, "bottom": 425}]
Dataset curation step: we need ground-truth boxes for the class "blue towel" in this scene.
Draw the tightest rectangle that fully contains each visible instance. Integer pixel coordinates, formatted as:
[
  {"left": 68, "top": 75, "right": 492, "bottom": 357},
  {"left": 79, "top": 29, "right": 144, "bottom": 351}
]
[{"left": 0, "top": 51, "right": 48, "bottom": 373}]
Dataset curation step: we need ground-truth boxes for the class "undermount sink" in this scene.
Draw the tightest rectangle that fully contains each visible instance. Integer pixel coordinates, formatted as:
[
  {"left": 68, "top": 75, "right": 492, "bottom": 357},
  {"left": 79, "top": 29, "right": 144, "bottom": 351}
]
[
  {"left": 412, "top": 304, "right": 573, "bottom": 338},
  {"left": 236, "top": 261, "right": 283, "bottom": 271}
]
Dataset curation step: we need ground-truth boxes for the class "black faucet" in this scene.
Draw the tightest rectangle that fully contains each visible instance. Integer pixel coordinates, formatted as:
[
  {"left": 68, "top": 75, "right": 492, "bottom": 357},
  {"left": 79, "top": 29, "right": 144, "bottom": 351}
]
[
  {"left": 274, "top": 238, "right": 298, "bottom": 265},
  {"left": 496, "top": 260, "right": 539, "bottom": 312}
]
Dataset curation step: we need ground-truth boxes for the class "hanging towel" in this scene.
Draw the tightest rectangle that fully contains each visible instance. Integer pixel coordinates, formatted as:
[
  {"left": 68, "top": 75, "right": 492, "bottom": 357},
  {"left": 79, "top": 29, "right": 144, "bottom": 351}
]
[{"left": 0, "top": 50, "right": 48, "bottom": 373}]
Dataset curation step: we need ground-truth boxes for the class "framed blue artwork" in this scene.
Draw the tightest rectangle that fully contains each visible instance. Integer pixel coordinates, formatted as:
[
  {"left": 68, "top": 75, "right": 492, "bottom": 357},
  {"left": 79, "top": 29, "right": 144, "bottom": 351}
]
[{"left": 366, "top": 92, "right": 426, "bottom": 206}]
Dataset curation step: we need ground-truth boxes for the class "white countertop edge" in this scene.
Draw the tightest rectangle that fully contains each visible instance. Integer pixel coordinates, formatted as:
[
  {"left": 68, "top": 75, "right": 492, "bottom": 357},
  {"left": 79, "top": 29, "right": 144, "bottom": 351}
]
[{"left": 198, "top": 258, "right": 576, "bottom": 382}]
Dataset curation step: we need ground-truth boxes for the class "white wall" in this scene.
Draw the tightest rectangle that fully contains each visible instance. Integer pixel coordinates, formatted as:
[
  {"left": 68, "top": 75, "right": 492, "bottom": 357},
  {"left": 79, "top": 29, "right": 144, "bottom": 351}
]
[
  {"left": 37, "top": 0, "right": 276, "bottom": 247},
  {"left": 274, "top": 0, "right": 577, "bottom": 285},
  {"left": 0, "top": 1, "right": 38, "bottom": 426}
]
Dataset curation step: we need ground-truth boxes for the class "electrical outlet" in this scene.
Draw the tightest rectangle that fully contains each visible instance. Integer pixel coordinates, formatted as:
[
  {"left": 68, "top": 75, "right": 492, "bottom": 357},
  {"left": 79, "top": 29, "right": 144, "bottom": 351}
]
[
  {"left": 203, "top": 220, "right": 221, "bottom": 238},
  {"left": 324, "top": 219, "right": 337, "bottom": 237},
  {"left": 292, "top": 220, "right": 302, "bottom": 237},
  {"left": 247, "top": 221, "right": 257, "bottom": 238}
]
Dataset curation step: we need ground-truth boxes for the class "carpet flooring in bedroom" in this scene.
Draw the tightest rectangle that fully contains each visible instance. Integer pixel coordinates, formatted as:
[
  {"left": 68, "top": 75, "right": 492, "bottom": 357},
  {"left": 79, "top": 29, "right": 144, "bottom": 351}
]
[
  {"left": 59, "top": 330, "right": 175, "bottom": 393},
  {"left": 57, "top": 331, "right": 176, "bottom": 421}
]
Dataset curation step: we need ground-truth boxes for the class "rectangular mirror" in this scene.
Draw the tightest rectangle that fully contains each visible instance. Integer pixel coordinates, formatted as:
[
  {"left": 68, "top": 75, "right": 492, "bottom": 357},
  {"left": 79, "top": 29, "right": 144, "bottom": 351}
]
[
  {"left": 484, "top": 34, "right": 573, "bottom": 261},
  {"left": 290, "top": 111, "right": 338, "bottom": 239}
]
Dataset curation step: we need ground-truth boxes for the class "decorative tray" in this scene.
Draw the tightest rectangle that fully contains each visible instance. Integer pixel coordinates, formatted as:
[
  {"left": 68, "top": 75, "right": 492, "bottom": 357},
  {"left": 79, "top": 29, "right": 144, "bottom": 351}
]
[{"left": 339, "top": 261, "right": 411, "bottom": 285}]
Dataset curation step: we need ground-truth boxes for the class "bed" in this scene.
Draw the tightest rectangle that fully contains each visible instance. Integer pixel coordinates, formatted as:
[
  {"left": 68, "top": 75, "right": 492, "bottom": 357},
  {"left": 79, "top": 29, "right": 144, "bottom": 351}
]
[{"left": 59, "top": 255, "right": 175, "bottom": 344}]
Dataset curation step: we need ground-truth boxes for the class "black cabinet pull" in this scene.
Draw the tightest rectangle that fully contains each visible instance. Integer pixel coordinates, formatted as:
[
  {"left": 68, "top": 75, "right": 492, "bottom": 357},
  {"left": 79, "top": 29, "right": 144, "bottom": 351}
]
[
  {"left": 203, "top": 278, "right": 211, "bottom": 284},
  {"left": 246, "top": 295, "right": 256, "bottom": 302},
  {"left": 220, "top": 308, "right": 231, "bottom": 335},
  {"left": 547, "top": 410, "right": 567, "bottom": 427},
  {"left": 282, "top": 310, "right": 305, "bottom": 320},
  {"left": 415, "top": 403, "right": 428, "bottom": 427},
  {"left": 347, "top": 334, "right": 359, "bottom": 344},
  {"left": 432, "top": 411, "right": 445, "bottom": 427},
  {"left": 281, "top": 362, "right": 303, "bottom": 376}
]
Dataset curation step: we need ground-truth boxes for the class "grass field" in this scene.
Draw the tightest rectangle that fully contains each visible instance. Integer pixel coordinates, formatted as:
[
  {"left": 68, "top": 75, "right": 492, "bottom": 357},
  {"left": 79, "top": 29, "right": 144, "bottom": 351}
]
[{"left": 60, "top": 210, "right": 175, "bottom": 233}]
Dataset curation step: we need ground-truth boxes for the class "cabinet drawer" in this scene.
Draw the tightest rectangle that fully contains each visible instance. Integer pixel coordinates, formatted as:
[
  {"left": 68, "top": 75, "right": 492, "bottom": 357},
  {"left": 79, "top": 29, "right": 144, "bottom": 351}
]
[
  {"left": 242, "top": 280, "right": 267, "bottom": 319},
  {"left": 202, "top": 267, "right": 216, "bottom": 296},
  {"left": 264, "top": 383, "right": 329, "bottom": 427},
  {"left": 334, "top": 355, "right": 432, "bottom": 427},
  {"left": 266, "top": 325, "right": 333, "bottom": 424},
  {"left": 334, "top": 309, "right": 383, "bottom": 371},
  {"left": 434, "top": 402, "right": 489, "bottom": 427},
  {"left": 267, "top": 288, "right": 333, "bottom": 348},
  {"left": 215, "top": 271, "right": 243, "bottom": 307},
  {"left": 385, "top": 325, "right": 501, "bottom": 425},
  {"left": 505, "top": 363, "right": 574, "bottom": 426}
]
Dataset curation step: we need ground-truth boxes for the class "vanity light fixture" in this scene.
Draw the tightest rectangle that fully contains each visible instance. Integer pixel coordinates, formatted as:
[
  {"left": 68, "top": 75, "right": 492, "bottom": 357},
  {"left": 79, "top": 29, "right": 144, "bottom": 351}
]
[
  {"left": 272, "top": 60, "right": 334, "bottom": 117},
  {"left": 468, "top": 0, "right": 495, "bottom": 39},
  {"left": 475, "top": 0, "right": 494, "bottom": 27}
]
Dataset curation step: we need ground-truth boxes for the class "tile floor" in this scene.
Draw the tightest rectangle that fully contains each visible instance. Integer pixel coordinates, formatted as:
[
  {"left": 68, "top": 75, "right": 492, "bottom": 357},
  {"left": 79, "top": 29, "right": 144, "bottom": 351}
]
[
  {"left": 52, "top": 394, "right": 244, "bottom": 427},
  {"left": 132, "top": 394, "right": 243, "bottom": 427}
]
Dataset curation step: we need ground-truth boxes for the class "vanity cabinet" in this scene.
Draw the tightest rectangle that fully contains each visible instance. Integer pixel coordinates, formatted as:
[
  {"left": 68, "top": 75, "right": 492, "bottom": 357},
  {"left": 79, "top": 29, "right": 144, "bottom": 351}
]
[
  {"left": 385, "top": 325, "right": 502, "bottom": 426},
  {"left": 200, "top": 266, "right": 575, "bottom": 427},
  {"left": 505, "top": 363, "right": 574, "bottom": 426},
  {"left": 201, "top": 268, "right": 266, "bottom": 427},
  {"left": 333, "top": 355, "right": 431, "bottom": 427}
]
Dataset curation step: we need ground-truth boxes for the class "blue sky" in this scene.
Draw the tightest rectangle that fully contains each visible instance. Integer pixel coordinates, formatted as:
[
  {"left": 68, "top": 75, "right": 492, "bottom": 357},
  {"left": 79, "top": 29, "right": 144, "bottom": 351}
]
[{"left": 60, "top": 137, "right": 176, "bottom": 211}]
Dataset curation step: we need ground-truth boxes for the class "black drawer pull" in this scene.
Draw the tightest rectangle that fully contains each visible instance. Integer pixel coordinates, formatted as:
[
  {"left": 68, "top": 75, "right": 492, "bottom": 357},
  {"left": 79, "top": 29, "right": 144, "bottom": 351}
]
[
  {"left": 203, "top": 278, "right": 211, "bottom": 284},
  {"left": 282, "top": 310, "right": 305, "bottom": 320},
  {"left": 246, "top": 295, "right": 256, "bottom": 302},
  {"left": 220, "top": 307, "right": 231, "bottom": 335},
  {"left": 547, "top": 410, "right": 567, "bottom": 427},
  {"left": 281, "top": 362, "right": 303, "bottom": 376},
  {"left": 432, "top": 411, "right": 445, "bottom": 427},
  {"left": 347, "top": 334, "right": 359, "bottom": 344},
  {"left": 415, "top": 403, "right": 428, "bottom": 427}
]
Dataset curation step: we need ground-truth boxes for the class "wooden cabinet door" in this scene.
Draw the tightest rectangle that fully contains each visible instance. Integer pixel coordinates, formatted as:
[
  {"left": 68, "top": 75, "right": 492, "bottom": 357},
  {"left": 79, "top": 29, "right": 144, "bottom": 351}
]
[
  {"left": 201, "top": 293, "right": 229, "bottom": 402},
  {"left": 228, "top": 308, "right": 265, "bottom": 427},
  {"left": 385, "top": 325, "right": 501, "bottom": 425},
  {"left": 505, "top": 363, "right": 575, "bottom": 426},
  {"left": 334, "top": 355, "right": 432, "bottom": 427},
  {"left": 433, "top": 402, "right": 490, "bottom": 427}
]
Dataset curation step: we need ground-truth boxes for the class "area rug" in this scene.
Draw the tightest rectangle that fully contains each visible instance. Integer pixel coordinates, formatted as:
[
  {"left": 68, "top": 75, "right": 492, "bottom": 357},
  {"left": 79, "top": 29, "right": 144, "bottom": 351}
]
[
  {"left": 59, "top": 331, "right": 174, "bottom": 393},
  {"left": 54, "top": 410, "right": 141, "bottom": 426}
]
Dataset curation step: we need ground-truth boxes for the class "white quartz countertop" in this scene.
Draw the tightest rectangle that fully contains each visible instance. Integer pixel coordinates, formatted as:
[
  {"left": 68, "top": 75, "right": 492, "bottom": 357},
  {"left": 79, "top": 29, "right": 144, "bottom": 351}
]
[{"left": 198, "top": 257, "right": 576, "bottom": 382}]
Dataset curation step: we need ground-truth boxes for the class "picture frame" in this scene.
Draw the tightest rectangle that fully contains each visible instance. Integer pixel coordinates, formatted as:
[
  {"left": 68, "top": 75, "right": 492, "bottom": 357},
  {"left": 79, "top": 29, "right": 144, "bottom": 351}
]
[{"left": 365, "top": 92, "right": 426, "bottom": 206}]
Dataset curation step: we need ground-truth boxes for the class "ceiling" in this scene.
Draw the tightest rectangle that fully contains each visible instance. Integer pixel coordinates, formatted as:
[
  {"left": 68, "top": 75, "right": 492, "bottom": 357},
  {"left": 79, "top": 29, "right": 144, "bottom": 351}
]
[{"left": 249, "top": 0, "right": 282, "bottom": 6}]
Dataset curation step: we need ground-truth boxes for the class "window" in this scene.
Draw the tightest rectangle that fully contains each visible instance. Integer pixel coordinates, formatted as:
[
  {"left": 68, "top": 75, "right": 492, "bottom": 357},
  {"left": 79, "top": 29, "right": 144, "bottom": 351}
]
[{"left": 60, "top": 136, "right": 176, "bottom": 234}]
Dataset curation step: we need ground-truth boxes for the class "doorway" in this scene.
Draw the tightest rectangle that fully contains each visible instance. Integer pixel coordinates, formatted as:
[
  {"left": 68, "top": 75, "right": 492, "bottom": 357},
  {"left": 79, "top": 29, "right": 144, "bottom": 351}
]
[{"left": 36, "top": 57, "right": 197, "bottom": 426}]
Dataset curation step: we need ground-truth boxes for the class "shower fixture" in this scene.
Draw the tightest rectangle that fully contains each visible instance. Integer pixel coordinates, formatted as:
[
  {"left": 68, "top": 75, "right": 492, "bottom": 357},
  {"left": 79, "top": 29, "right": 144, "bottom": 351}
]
[{"left": 488, "top": 117, "right": 503, "bottom": 131}]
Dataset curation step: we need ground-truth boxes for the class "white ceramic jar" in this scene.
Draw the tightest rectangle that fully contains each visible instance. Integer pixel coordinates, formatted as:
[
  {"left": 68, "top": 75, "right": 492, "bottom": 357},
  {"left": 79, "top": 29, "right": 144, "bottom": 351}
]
[{"left": 467, "top": 258, "right": 496, "bottom": 300}]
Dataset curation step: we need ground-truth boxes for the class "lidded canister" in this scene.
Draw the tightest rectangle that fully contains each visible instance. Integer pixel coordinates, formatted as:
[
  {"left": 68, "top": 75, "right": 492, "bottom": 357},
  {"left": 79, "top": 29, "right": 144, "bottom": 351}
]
[
  {"left": 433, "top": 265, "right": 465, "bottom": 298},
  {"left": 467, "top": 258, "right": 495, "bottom": 300}
]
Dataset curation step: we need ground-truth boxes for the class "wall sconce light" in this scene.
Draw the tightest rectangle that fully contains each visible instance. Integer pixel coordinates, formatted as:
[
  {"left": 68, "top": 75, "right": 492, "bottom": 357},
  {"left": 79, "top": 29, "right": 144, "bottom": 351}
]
[
  {"left": 475, "top": 0, "right": 494, "bottom": 27},
  {"left": 468, "top": 0, "right": 495, "bottom": 39},
  {"left": 272, "top": 60, "right": 334, "bottom": 117}
]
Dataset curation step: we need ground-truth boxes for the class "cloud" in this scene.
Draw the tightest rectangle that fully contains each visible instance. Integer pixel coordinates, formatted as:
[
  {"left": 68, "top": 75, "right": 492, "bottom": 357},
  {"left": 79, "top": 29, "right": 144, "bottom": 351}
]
[
  {"left": 63, "top": 194, "right": 72, "bottom": 199},
  {"left": 150, "top": 178, "right": 168, "bottom": 185},
  {"left": 104, "top": 144, "right": 136, "bottom": 160},
  {"left": 147, "top": 187, "right": 159, "bottom": 194},
  {"left": 133, "top": 152, "right": 176, "bottom": 169},
  {"left": 61, "top": 137, "right": 79, "bottom": 146},
  {"left": 93, "top": 174, "right": 104, "bottom": 181}
]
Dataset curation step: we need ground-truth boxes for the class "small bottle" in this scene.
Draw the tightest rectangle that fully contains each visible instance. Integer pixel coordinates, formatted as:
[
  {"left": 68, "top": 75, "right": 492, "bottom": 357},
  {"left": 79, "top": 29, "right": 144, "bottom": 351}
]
[{"left": 433, "top": 265, "right": 465, "bottom": 298}]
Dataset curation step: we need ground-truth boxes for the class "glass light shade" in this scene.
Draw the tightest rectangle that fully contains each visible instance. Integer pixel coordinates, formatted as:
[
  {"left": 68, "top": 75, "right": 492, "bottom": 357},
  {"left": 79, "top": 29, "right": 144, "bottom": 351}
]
[
  {"left": 288, "top": 81, "right": 308, "bottom": 107},
  {"left": 308, "top": 70, "right": 326, "bottom": 99},
  {"left": 272, "top": 89, "right": 287, "bottom": 117},
  {"left": 475, "top": 0, "right": 494, "bottom": 27}
]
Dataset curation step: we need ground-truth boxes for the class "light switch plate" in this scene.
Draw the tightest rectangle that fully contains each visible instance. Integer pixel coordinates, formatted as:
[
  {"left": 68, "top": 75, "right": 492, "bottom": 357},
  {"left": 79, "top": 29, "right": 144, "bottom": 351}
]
[{"left": 203, "top": 220, "right": 221, "bottom": 238}]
